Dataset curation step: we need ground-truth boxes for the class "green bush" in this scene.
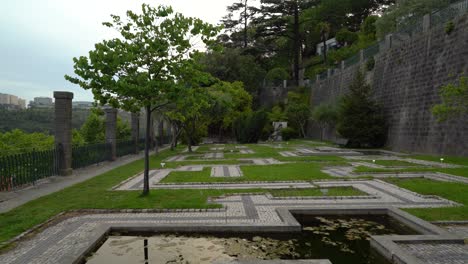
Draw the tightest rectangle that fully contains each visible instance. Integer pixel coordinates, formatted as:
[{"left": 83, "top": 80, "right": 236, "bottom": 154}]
[
  {"left": 233, "top": 111, "right": 269, "bottom": 143},
  {"left": 335, "top": 28, "right": 358, "bottom": 46},
  {"left": 266, "top": 67, "right": 289, "bottom": 82},
  {"left": 445, "top": 21, "right": 455, "bottom": 35},
  {"left": 337, "top": 71, "right": 387, "bottom": 148},
  {"left": 366, "top": 57, "right": 375, "bottom": 71},
  {"left": 281, "top": 127, "right": 297, "bottom": 141}
]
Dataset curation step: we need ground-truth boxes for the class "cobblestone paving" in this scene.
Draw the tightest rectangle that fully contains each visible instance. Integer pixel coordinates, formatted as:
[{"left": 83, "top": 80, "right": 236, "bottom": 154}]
[
  {"left": 182, "top": 146, "right": 199, "bottom": 152},
  {"left": 397, "top": 242, "right": 468, "bottom": 264},
  {"left": 165, "top": 154, "right": 188, "bottom": 162},
  {"left": 279, "top": 151, "right": 299, "bottom": 157},
  {"left": 0, "top": 181, "right": 460, "bottom": 264},
  {"left": 211, "top": 166, "right": 243, "bottom": 177},
  {"left": 322, "top": 166, "right": 468, "bottom": 184},
  {"left": 344, "top": 156, "right": 463, "bottom": 168},
  {"left": 2, "top": 148, "right": 466, "bottom": 264},
  {"left": 204, "top": 152, "right": 224, "bottom": 159}
]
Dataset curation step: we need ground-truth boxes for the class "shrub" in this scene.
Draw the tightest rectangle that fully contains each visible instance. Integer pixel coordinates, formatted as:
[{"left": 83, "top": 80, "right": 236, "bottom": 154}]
[
  {"left": 281, "top": 127, "right": 297, "bottom": 141},
  {"left": 337, "top": 71, "right": 387, "bottom": 148},
  {"left": 233, "top": 110, "right": 269, "bottom": 143},
  {"left": 335, "top": 28, "right": 358, "bottom": 46},
  {"left": 266, "top": 67, "right": 289, "bottom": 83},
  {"left": 445, "top": 21, "right": 455, "bottom": 35},
  {"left": 366, "top": 57, "right": 375, "bottom": 71}
]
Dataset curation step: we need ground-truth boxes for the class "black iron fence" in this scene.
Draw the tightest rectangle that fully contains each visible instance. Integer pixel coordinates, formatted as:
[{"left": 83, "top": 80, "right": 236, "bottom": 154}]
[
  {"left": 72, "top": 143, "right": 112, "bottom": 169},
  {"left": 0, "top": 148, "right": 59, "bottom": 191},
  {"left": 116, "top": 140, "right": 136, "bottom": 157}
]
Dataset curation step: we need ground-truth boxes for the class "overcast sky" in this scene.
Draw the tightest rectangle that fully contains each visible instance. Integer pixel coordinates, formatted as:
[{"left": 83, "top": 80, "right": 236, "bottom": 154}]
[{"left": 0, "top": 0, "right": 239, "bottom": 103}]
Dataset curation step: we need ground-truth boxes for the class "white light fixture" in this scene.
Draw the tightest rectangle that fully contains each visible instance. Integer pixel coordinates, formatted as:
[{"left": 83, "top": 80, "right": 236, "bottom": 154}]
[{"left": 161, "top": 163, "right": 166, "bottom": 168}]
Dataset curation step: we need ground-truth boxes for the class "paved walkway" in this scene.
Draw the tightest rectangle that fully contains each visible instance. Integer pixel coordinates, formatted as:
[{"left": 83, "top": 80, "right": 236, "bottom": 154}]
[
  {"left": 0, "top": 186, "right": 461, "bottom": 264},
  {"left": 1, "top": 145, "right": 466, "bottom": 264},
  {"left": 0, "top": 146, "right": 169, "bottom": 213}
]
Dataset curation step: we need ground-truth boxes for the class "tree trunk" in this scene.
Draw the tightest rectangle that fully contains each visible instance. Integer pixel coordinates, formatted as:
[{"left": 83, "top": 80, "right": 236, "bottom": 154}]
[
  {"left": 243, "top": 0, "right": 248, "bottom": 48},
  {"left": 322, "top": 32, "right": 327, "bottom": 62},
  {"left": 170, "top": 124, "right": 177, "bottom": 151},
  {"left": 293, "top": 1, "right": 300, "bottom": 87},
  {"left": 301, "top": 124, "right": 306, "bottom": 139},
  {"left": 143, "top": 105, "right": 151, "bottom": 196}
]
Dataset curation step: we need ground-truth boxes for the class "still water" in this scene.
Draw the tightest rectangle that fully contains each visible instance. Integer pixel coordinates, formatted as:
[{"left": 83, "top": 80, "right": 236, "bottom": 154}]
[{"left": 85, "top": 215, "right": 417, "bottom": 264}]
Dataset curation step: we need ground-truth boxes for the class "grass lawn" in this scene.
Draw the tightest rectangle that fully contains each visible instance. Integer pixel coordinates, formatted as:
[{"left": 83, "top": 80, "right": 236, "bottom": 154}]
[
  {"left": 161, "top": 163, "right": 332, "bottom": 183},
  {"left": 386, "top": 178, "right": 468, "bottom": 221},
  {"left": 371, "top": 160, "right": 420, "bottom": 167},
  {"left": 277, "top": 155, "right": 347, "bottom": 163},
  {"left": 353, "top": 165, "right": 468, "bottom": 178},
  {"left": 407, "top": 155, "right": 468, "bottom": 166}
]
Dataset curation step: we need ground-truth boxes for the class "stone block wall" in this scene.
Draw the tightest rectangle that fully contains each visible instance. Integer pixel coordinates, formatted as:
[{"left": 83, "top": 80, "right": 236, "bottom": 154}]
[{"left": 308, "top": 15, "right": 468, "bottom": 156}]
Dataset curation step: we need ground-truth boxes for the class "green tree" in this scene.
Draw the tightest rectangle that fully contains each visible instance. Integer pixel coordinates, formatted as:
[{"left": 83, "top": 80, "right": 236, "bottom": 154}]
[
  {"left": 312, "top": 103, "right": 338, "bottom": 141},
  {"left": 207, "top": 81, "right": 253, "bottom": 140},
  {"left": 268, "top": 105, "right": 287, "bottom": 122},
  {"left": 198, "top": 48, "right": 266, "bottom": 97},
  {"left": 432, "top": 76, "right": 468, "bottom": 122},
  {"left": 79, "top": 113, "right": 105, "bottom": 144},
  {"left": 65, "top": 4, "right": 219, "bottom": 195},
  {"left": 0, "top": 129, "right": 54, "bottom": 156},
  {"left": 337, "top": 71, "right": 387, "bottom": 148},
  {"left": 285, "top": 91, "right": 311, "bottom": 138},
  {"left": 376, "top": 0, "right": 451, "bottom": 38}
]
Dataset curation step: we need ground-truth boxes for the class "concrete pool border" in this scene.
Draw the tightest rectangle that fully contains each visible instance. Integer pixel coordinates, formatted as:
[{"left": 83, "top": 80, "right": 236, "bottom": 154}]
[{"left": 46, "top": 207, "right": 467, "bottom": 264}]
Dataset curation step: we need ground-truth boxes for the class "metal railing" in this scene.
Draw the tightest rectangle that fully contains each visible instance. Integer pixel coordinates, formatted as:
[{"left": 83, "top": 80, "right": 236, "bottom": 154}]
[
  {"left": 72, "top": 143, "right": 112, "bottom": 169},
  {"left": 0, "top": 148, "right": 59, "bottom": 191},
  {"left": 314, "top": 0, "right": 468, "bottom": 83},
  {"left": 116, "top": 140, "right": 136, "bottom": 157}
]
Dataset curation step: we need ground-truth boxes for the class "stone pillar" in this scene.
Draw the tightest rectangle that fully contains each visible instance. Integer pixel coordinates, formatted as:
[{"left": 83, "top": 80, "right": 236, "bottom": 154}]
[
  {"left": 359, "top": 50, "right": 365, "bottom": 63},
  {"left": 341, "top": 61, "right": 345, "bottom": 70},
  {"left": 316, "top": 74, "right": 320, "bottom": 82},
  {"left": 423, "top": 14, "right": 431, "bottom": 33},
  {"left": 385, "top": 34, "right": 393, "bottom": 50},
  {"left": 131, "top": 113, "right": 140, "bottom": 154},
  {"left": 105, "top": 108, "right": 117, "bottom": 161},
  {"left": 54, "top": 91, "right": 73, "bottom": 176},
  {"left": 158, "top": 119, "right": 164, "bottom": 146},
  {"left": 327, "top": 69, "right": 332, "bottom": 78}
]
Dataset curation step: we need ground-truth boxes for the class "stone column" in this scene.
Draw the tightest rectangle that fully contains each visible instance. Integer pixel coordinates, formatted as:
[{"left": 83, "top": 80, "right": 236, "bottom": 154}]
[
  {"left": 158, "top": 119, "right": 164, "bottom": 146},
  {"left": 341, "top": 61, "right": 345, "bottom": 70},
  {"left": 131, "top": 113, "right": 140, "bottom": 154},
  {"left": 422, "top": 14, "right": 431, "bottom": 33},
  {"left": 327, "top": 69, "right": 332, "bottom": 78},
  {"left": 385, "top": 34, "right": 393, "bottom": 50},
  {"left": 54, "top": 91, "right": 73, "bottom": 176},
  {"left": 359, "top": 50, "right": 365, "bottom": 63},
  {"left": 105, "top": 108, "right": 117, "bottom": 161}
]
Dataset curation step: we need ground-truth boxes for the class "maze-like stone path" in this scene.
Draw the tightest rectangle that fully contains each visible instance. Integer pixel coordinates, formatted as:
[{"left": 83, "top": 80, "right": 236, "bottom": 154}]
[
  {"left": 166, "top": 155, "right": 188, "bottom": 162},
  {"left": 279, "top": 151, "right": 299, "bottom": 157},
  {"left": 241, "top": 158, "right": 283, "bottom": 165},
  {"left": 182, "top": 146, "right": 200, "bottom": 152},
  {"left": 344, "top": 156, "right": 463, "bottom": 169},
  {"left": 210, "top": 147, "right": 225, "bottom": 151},
  {"left": 0, "top": 179, "right": 460, "bottom": 264},
  {"left": 204, "top": 152, "right": 224, "bottom": 159},
  {"left": 397, "top": 242, "right": 468, "bottom": 264},
  {"left": 323, "top": 166, "right": 468, "bottom": 184},
  {"left": 239, "top": 149, "right": 254, "bottom": 154},
  {"left": 211, "top": 166, "right": 243, "bottom": 177}
]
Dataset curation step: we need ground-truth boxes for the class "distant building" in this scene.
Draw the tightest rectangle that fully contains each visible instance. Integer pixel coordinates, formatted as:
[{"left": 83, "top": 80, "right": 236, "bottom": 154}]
[
  {"left": 316, "top": 38, "right": 339, "bottom": 56},
  {"left": 73, "top": 101, "right": 94, "bottom": 109},
  {"left": 30, "top": 97, "right": 54, "bottom": 108},
  {"left": 0, "top": 93, "right": 27, "bottom": 109}
]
